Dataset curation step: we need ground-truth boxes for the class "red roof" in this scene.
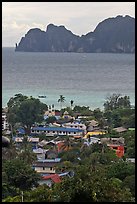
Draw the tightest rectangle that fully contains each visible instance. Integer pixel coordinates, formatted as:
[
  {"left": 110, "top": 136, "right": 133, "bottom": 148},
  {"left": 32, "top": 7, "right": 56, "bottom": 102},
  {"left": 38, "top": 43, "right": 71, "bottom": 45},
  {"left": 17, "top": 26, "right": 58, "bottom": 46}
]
[
  {"left": 55, "top": 111, "right": 61, "bottom": 116},
  {"left": 73, "top": 135, "right": 82, "bottom": 139},
  {"left": 42, "top": 174, "right": 61, "bottom": 183},
  {"left": 108, "top": 144, "right": 124, "bottom": 158}
]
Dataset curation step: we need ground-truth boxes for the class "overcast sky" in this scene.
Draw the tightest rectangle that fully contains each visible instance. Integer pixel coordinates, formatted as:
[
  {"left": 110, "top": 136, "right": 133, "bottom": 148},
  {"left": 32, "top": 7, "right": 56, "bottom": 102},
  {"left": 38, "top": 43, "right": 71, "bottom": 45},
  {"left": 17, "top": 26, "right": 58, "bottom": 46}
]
[{"left": 2, "top": 2, "right": 135, "bottom": 47}]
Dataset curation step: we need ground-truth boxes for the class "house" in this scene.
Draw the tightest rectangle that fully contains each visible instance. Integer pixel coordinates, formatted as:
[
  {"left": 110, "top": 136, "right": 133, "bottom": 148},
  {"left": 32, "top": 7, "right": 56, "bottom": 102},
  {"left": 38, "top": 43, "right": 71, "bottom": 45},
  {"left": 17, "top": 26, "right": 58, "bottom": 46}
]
[
  {"left": 87, "top": 120, "right": 99, "bottom": 131},
  {"left": 14, "top": 136, "right": 39, "bottom": 149},
  {"left": 62, "top": 121, "right": 86, "bottom": 134},
  {"left": 73, "top": 135, "right": 83, "bottom": 139},
  {"left": 38, "top": 140, "right": 49, "bottom": 147},
  {"left": 83, "top": 131, "right": 106, "bottom": 139},
  {"left": 2, "top": 112, "right": 9, "bottom": 131},
  {"left": 33, "top": 158, "right": 61, "bottom": 174},
  {"left": 44, "top": 105, "right": 61, "bottom": 120},
  {"left": 33, "top": 148, "right": 48, "bottom": 160},
  {"left": 33, "top": 148, "right": 58, "bottom": 160},
  {"left": 83, "top": 137, "right": 101, "bottom": 145},
  {"left": 44, "top": 105, "right": 55, "bottom": 119},
  {"left": 126, "top": 158, "right": 135, "bottom": 163},
  {"left": 46, "top": 150, "right": 58, "bottom": 159},
  {"left": 100, "top": 137, "right": 125, "bottom": 145},
  {"left": 14, "top": 137, "right": 24, "bottom": 143},
  {"left": 113, "top": 126, "right": 127, "bottom": 133},
  {"left": 62, "top": 111, "right": 74, "bottom": 120},
  {"left": 100, "top": 137, "right": 125, "bottom": 158},
  {"left": 39, "top": 171, "right": 74, "bottom": 187},
  {"left": 16, "top": 127, "right": 25, "bottom": 135},
  {"left": 28, "top": 137, "right": 39, "bottom": 149},
  {"left": 31, "top": 126, "right": 84, "bottom": 136},
  {"left": 107, "top": 144, "right": 124, "bottom": 158},
  {"left": 40, "top": 174, "right": 61, "bottom": 187},
  {"left": 40, "top": 171, "right": 74, "bottom": 187}
]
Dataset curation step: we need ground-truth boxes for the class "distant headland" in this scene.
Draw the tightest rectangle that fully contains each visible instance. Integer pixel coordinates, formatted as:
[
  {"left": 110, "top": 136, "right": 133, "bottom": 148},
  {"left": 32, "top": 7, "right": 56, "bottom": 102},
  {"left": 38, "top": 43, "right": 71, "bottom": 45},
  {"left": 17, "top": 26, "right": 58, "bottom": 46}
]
[{"left": 15, "top": 15, "right": 135, "bottom": 53}]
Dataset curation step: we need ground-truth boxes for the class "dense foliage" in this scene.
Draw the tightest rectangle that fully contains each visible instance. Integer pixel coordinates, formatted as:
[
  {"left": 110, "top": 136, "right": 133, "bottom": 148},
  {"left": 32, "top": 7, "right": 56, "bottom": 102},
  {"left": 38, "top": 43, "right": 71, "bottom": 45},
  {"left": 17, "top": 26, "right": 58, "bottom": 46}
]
[{"left": 7, "top": 94, "right": 48, "bottom": 134}]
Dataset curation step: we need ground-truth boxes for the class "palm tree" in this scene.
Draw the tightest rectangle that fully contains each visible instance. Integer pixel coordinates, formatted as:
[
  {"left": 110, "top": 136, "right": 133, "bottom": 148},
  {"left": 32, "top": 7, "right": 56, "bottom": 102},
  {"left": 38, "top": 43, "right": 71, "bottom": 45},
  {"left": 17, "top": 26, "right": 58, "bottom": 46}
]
[
  {"left": 59, "top": 136, "right": 72, "bottom": 152},
  {"left": 70, "top": 100, "right": 74, "bottom": 109},
  {"left": 58, "top": 95, "right": 66, "bottom": 110}
]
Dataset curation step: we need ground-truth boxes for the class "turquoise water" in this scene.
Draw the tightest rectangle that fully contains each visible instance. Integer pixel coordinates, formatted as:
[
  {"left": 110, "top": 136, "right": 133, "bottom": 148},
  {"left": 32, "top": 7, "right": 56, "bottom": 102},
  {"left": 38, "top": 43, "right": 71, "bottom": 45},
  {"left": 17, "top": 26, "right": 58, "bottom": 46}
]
[{"left": 2, "top": 48, "right": 135, "bottom": 110}]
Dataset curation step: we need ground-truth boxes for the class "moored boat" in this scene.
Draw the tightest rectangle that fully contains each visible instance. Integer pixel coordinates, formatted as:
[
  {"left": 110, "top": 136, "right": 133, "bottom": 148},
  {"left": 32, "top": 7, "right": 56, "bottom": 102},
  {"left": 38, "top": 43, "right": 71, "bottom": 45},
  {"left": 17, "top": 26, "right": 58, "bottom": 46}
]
[{"left": 38, "top": 95, "right": 46, "bottom": 98}]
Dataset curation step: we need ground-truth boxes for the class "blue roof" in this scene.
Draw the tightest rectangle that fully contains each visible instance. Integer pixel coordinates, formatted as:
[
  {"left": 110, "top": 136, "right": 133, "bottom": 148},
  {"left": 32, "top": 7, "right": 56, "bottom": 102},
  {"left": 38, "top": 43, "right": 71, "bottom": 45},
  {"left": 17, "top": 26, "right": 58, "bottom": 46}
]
[
  {"left": 17, "top": 128, "right": 25, "bottom": 134},
  {"left": 31, "top": 126, "right": 83, "bottom": 132}
]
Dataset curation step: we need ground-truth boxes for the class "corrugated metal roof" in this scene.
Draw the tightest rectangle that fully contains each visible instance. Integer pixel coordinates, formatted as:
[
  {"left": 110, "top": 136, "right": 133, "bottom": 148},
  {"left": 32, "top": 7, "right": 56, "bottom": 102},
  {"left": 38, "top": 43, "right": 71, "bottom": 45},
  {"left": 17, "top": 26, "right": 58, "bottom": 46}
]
[
  {"left": 33, "top": 162, "right": 57, "bottom": 167},
  {"left": 113, "top": 127, "right": 127, "bottom": 133},
  {"left": 31, "top": 126, "right": 83, "bottom": 132},
  {"left": 42, "top": 174, "right": 61, "bottom": 183}
]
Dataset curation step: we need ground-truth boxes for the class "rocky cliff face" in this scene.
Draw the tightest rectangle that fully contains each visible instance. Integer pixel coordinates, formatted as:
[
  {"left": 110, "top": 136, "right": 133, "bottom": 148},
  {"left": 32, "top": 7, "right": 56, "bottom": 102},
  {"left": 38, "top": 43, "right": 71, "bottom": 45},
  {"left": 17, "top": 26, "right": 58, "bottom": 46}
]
[{"left": 15, "top": 15, "right": 135, "bottom": 53}]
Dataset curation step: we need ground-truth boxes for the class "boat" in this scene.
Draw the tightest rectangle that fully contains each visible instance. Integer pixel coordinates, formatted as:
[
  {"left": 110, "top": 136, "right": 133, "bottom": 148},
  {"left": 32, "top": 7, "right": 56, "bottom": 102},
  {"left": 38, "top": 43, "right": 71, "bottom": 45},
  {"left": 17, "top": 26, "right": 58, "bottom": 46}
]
[{"left": 38, "top": 95, "right": 46, "bottom": 98}]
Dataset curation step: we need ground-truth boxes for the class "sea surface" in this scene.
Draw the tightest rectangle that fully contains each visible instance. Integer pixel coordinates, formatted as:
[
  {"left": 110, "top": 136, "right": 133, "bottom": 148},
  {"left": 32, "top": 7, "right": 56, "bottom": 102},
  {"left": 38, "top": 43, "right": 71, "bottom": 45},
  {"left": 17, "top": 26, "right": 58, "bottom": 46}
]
[{"left": 2, "top": 47, "right": 135, "bottom": 110}]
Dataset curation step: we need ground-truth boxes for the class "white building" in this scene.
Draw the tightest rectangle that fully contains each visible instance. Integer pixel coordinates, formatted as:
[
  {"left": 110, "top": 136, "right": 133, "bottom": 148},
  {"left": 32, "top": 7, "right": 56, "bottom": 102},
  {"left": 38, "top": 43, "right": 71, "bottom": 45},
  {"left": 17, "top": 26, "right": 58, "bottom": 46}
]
[
  {"left": 62, "top": 121, "right": 86, "bottom": 134},
  {"left": 2, "top": 112, "right": 9, "bottom": 131}
]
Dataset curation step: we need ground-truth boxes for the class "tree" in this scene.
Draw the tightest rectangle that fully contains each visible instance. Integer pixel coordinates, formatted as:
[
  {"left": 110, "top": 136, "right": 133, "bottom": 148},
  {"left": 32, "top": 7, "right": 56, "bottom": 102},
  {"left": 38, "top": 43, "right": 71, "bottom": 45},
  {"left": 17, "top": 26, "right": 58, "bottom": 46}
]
[
  {"left": 3, "top": 158, "right": 40, "bottom": 192},
  {"left": 117, "top": 95, "right": 131, "bottom": 109},
  {"left": 51, "top": 164, "right": 134, "bottom": 202},
  {"left": 2, "top": 139, "right": 19, "bottom": 161},
  {"left": 7, "top": 93, "right": 28, "bottom": 109},
  {"left": 58, "top": 136, "right": 73, "bottom": 153},
  {"left": 7, "top": 94, "right": 48, "bottom": 134},
  {"left": 45, "top": 116, "right": 57, "bottom": 124},
  {"left": 61, "top": 107, "right": 74, "bottom": 117},
  {"left": 58, "top": 95, "right": 66, "bottom": 110},
  {"left": 103, "top": 93, "right": 131, "bottom": 111},
  {"left": 123, "top": 175, "right": 135, "bottom": 197},
  {"left": 107, "top": 161, "right": 135, "bottom": 181},
  {"left": 73, "top": 105, "right": 92, "bottom": 116},
  {"left": 19, "top": 136, "right": 37, "bottom": 164},
  {"left": 70, "top": 100, "right": 74, "bottom": 109},
  {"left": 93, "top": 108, "right": 103, "bottom": 120},
  {"left": 2, "top": 185, "right": 52, "bottom": 202}
]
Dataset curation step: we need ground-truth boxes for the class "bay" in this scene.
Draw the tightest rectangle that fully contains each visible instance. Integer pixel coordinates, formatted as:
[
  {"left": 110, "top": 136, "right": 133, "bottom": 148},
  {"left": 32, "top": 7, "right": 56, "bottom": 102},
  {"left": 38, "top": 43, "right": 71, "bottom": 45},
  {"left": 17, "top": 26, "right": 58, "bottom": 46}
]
[{"left": 2, "top": 47, "right": 135, "bottom": 110}]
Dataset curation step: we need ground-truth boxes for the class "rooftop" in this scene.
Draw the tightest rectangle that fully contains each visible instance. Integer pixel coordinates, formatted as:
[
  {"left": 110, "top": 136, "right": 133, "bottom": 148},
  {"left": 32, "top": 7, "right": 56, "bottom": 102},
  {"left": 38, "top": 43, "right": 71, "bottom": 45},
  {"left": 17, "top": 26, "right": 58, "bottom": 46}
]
[{"left": 31, "top": 126, "right": 83, "bottom": 132}]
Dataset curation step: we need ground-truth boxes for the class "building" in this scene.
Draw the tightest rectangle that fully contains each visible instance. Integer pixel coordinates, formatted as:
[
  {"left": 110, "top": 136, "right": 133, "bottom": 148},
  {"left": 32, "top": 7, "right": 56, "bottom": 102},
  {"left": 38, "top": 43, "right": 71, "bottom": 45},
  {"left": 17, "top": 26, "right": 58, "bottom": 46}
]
[
  {"left": 113, "top": 126, "right": 127, "bottom": 133},
  {"left": 40, "top": 174, "right": 61, "bottom": 187},
  {"left": 84, "top": 131, "right": 106, "bottom": 138},
  {"left": 107, "top": 144, "right": 124, "bottom": 158},
  {"left": 32, "top": 158, "right": 61, "bottom": 174},
  {"left": 33, "top": 148, "right": 58, "bottom": 160},
  {"left": 14, "top": 136, "right": 39, "bottom": 149},
  {"left": 44, "top": 105, "right": 61, "bottom": 120},
  {"left": 100, "top": 137, "right": 125, "bottom": 158},
  {"left": 40, "top": 171, "right": 74, "bottom": 187},
  {"left": 100, "top": 137, "right": 125, "bottom": 145},
  {"left": 2, "top": 112, "right": 9, "bottom": 131},
  {"left": 62, "top": 121, "right": 86, "bottom": 133},
  {"left": 83, "top": 137, "right": 101, "bottom": 145},
  {"left": 87, "top": 120, "right": 99, "bottom": 131},
  {"left": 31, "top": 126, "right": 84, "bottom": 136},
  {"left": 62, "top": 111, "right": 74, "bottom": 120}
]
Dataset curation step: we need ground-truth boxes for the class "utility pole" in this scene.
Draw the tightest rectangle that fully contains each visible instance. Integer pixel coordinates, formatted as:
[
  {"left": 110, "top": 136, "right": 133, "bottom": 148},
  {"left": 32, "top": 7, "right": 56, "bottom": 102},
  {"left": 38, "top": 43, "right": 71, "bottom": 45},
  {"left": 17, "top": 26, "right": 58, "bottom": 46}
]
[{"left": 21, "top": 191, "right": 24, "bottom": 202}]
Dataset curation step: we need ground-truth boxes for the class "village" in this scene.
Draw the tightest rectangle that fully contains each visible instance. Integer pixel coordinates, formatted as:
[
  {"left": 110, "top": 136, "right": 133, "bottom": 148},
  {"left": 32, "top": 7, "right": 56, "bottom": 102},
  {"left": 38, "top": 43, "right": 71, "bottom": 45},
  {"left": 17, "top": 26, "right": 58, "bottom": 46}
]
[{"left": 2, "top": 93, "right": 135, "bottom": 202}]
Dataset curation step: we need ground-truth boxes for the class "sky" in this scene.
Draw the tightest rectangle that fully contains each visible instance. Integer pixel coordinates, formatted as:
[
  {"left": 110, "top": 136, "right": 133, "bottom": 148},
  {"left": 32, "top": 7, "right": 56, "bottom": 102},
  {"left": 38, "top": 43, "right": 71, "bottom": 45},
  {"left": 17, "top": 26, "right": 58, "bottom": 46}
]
[{"left": 2, "top": 2, "right": 135, "bottom": 47}]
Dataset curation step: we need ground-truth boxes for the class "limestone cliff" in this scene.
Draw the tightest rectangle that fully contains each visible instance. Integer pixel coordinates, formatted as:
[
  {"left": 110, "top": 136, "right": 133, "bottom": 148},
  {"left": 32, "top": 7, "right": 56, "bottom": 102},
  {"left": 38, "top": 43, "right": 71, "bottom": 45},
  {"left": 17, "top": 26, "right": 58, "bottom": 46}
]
[{"left": 15, "top": 15, "right": 135, "bottom": 53}]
